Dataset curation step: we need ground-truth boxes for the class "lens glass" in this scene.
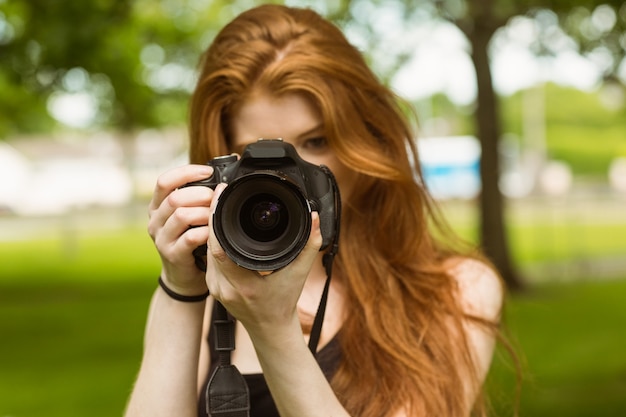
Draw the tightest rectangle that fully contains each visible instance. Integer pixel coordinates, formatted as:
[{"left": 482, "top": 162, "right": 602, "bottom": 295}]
[
  {"left": 214, "top": 173, "right": 311, "bottom": 270},
  {"left": 240, "top": 194, "right": 288, "bottom": 242}
]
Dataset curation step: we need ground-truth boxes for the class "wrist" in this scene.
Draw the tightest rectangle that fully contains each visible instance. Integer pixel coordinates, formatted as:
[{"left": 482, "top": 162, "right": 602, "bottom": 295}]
[
  {"left": 246, "top": 313, "right": 303, "bottom": 350},
  {"left": 158, "top": 276, "right": 209, "bottom": 302}
]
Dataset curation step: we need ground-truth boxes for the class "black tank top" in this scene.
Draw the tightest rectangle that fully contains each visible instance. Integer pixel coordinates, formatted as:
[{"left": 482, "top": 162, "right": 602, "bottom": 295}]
[{"left": 197, "top": 303, "right": 342, "bottom": 417}]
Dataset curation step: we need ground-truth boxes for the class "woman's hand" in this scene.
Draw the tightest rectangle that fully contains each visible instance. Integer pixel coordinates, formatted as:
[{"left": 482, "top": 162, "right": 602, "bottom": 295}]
[
  {"left": 148, "top": 164, "right": 215, "bottom": 296},
  {"left": 204, "top": 183, "right": 323, "bottom": 338}
]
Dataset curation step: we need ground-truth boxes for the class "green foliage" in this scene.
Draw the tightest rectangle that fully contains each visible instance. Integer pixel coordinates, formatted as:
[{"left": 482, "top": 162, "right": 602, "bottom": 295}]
[
  {"left": 0, "top": 0, "right": 357, "bottom": 137},
  {"left": 542, "top": 84, "right": 626, "bottom": 175},
  {"left": 500, "top": 83, "right": 626, "bottom": 176},
  {"left": 0, "top": 0, "right": 239, "bottom": 136},
  {"left": 0, "top": 69, "right": 57, "bottom": 135}
]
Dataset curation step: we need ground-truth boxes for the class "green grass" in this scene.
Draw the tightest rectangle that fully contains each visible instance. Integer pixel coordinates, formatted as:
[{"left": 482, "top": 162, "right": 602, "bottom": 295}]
[
  {"left": 440, "top": 199, "right": 626, "bottom": 270},
  {"left": 1, "top": 219, "right": 626, "bottom": 416},
  {"left": 488, "top": 280, "right": 626, "bottom": 417},
  {"left": 0, "top": 282, "right": 151, "bottom": 416},
  {"left": 0, "top": 227, "right": 159, "bottom": 417}
]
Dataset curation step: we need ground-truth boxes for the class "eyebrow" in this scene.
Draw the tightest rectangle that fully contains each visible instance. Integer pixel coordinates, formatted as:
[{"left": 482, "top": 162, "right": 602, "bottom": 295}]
[{"left": 298, "top": 122, "right": 325, "bottom": 139}]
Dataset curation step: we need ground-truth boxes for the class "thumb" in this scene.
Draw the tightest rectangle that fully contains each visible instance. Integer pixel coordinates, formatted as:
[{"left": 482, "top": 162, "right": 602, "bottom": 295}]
[
  {"left": 287, "top": 212, "right": 323, "bottom": 275},
  {"left": 207, "top": 183, "right": 229, "bottom": 265}
]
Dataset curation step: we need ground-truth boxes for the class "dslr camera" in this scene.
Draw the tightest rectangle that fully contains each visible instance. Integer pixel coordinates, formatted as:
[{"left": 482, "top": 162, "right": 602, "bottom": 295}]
[{"left": 186, "top": 138, "right": 340, "bottom": 272}]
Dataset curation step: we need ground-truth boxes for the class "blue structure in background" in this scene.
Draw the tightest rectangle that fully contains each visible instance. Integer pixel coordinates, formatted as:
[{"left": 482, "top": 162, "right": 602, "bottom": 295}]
[{"left": 417, "top": 136, "right": 481, "bottom": 200}]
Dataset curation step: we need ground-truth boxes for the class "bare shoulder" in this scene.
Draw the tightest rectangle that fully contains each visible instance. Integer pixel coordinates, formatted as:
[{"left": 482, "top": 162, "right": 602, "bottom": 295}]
[
  {"left": 446, "top": 257, "right": 504, "bottom": 322},
  {"left": 445, "top": 257, "right": 504, "bottom": 408}
]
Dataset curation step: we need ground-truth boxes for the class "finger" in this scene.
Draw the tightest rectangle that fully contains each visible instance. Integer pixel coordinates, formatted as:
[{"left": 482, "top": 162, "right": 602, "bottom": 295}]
[
  {"left": 207, "top": 183, "right": 229, "bottom": 264},
  {"left": 204, "top": 183, "right": 261, "bottom": 297},
  {"left": 149, "top": 185, "right": 214, "bottom": 239},
  {"left": 149, "top": 164, "right": 213, "bottom": 211},
  {"left": 172, "top": 224, "right": 210, "bottom": 259},
  {"left": 208, "top": 182, "right": 227, "bottom": 215},
  {"left": 160, "top": 226, "right": 210, "bottom": 265},
  {"left": 166, "top": 185, "right": 214, "bottom": 209},
  {"left": 205, "top": 184, "right": 258, "bottom": 279},
  {"left": 155, "top": 206, "right": 212, "bottom": 247},
  {"left": 285, "top": 212, "right": 323, "bottom": 276}
]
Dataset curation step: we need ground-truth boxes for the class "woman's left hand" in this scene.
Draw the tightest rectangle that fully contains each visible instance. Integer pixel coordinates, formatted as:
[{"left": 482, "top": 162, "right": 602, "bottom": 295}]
[{"left": 203, "top": 183, "right": 323, "bottom": 338}]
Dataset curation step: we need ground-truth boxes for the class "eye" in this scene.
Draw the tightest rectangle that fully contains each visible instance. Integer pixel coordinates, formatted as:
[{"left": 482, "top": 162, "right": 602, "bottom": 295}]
[{"left": 302, "top": 136, "right": 328, "bottom": 150}]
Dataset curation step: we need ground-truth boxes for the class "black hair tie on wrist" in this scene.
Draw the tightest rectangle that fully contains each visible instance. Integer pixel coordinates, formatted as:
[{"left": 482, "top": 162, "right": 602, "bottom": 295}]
[{"left": 158, "top": 276, "right": 210, "bottom": 302}]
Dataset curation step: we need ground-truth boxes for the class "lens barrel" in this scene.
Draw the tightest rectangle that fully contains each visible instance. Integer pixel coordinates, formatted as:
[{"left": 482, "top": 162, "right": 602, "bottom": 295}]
[{"left": 213, "top": 172, "right": 312, "bottom": 271}]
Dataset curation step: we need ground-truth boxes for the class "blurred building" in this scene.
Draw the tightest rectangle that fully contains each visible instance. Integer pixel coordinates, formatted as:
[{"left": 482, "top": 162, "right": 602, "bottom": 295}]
[
  {"left": 417, "top": 135, "right": 481, "bottom": 199},
  {"left": 1, "top": 131, "right": 567, "bottom": 217},
  {"left": 0, "top": 128, "right": 187, "bottom": 216}
]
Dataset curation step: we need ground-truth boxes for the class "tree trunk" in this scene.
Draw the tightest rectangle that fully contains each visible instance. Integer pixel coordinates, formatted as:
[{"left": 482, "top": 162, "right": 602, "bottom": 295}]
[{"left": 467, "top": 21, "right": 524, "bottom": 291}]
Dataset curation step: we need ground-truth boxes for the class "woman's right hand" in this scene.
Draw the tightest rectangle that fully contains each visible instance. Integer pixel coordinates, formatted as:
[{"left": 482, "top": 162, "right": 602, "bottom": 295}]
[{"left": 148, "top": 164, "right": 216, "bottom": 296}]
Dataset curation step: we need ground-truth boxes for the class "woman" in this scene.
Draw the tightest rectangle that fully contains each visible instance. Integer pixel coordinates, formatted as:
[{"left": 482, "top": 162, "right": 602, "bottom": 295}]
[{"left": 125, "top": 4, "right": 505, "bottom": 417}]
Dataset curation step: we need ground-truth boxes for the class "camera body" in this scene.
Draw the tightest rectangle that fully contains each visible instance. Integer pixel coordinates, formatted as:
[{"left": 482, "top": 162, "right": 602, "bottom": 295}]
[{"left": 186, "top": 138, "right": 340, "bottom": 272}]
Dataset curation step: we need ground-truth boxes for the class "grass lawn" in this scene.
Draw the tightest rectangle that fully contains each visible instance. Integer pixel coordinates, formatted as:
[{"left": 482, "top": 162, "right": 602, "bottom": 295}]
[
  {"left": 1, "top": 218, "right": 625, "bottom": 416},
  {"left": 489, "top": 279, "right": 626, "bottom": 417},
  {"left": 0, "top": 227, "right": 158, "bottom": 417}
]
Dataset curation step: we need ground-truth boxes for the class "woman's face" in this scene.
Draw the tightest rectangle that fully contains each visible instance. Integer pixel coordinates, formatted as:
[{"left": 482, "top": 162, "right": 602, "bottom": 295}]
[{"left": 229, "top": 92, "right": 357, "bottom": 202}]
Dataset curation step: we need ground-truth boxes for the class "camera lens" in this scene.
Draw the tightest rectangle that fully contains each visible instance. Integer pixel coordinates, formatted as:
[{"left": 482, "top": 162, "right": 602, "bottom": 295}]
[
  {"left": 214, "top": 173, "right": 311, "bottom": 271},
  {"left": 241, "top": 194, "right": 288, "bottom": 242}
]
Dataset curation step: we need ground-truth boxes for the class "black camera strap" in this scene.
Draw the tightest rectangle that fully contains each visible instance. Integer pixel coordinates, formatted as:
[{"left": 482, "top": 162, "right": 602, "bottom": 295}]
[
  {"left": 308, "top": 253, "right": 334, "bottom": 353},
  {"left": 309, "top": 165, "right": 340, "bottom": 354},
  {"left": 206, "top": 301, "right": 250, "bottom": 417}
]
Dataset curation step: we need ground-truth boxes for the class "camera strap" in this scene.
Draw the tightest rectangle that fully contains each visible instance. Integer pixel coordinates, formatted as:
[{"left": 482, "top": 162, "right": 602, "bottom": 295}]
[
  {"left": 206, "top": 301, "right": 250, "bottom": 417},
  {"left": 310, "top": 165, "right": 340, "bottom": 353},
  {"left": 308, "top": 253, "right": 334, "bottom": 353}
]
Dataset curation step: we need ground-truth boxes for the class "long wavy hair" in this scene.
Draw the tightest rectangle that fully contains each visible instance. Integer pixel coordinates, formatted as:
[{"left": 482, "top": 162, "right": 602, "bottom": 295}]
[{"left": 189, "top": 5, "right": 500, "bottom": 416}]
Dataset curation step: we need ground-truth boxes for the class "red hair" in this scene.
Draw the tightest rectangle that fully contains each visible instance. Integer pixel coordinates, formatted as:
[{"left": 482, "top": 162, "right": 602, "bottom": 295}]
[{"left": 189, "top": 5, "right": 498, "bottom": 416}]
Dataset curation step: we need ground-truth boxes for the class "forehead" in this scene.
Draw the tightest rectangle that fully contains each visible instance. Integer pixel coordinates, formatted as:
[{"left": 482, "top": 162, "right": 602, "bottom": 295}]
[{"left": 230, "top": 92, "right": 322, "bottom": 148}]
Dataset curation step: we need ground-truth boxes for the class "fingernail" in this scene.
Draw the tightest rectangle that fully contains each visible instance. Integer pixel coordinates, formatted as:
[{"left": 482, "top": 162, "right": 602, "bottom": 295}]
[{"left": 200, "top": 166, "right": 213, "bottom": 175}]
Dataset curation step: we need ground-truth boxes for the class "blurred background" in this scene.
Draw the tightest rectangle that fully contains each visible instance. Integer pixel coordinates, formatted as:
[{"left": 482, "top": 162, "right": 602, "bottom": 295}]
[{"left": 1, "top": 0, "right": 625, "bottom": 416}]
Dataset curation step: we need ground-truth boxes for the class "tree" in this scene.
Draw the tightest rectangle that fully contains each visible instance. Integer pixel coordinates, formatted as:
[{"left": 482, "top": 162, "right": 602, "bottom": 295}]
[
  {"left": 433, "top": 0, "right": 526, "bottom": 290},
  {"left": 0, "top": 0, "right": 240, "bottom": 137},
  {"left": 429, "top": 0, "right": 626, "bottom": 290}
]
